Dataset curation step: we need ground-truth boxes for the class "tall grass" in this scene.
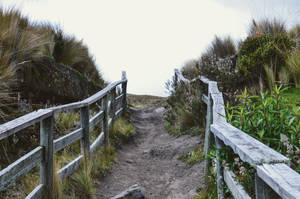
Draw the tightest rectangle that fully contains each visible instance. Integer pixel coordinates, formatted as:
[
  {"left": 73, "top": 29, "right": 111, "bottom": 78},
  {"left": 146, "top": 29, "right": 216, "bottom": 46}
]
[
  {"left": 248, "top": 18, "right": 287, "bottom": 36},
  {"left": 205, "top": 35, "right": 236, "bottom": 59}
]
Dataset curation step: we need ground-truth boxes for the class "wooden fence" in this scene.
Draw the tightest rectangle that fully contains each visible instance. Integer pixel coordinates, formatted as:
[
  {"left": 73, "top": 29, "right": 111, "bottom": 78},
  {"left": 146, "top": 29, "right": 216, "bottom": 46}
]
[
  {"left": 174, "top": 69, "right": 300, "bottom": 199},
  {"left": 0, "top": 72, "right": 127, "bottom": 199}
]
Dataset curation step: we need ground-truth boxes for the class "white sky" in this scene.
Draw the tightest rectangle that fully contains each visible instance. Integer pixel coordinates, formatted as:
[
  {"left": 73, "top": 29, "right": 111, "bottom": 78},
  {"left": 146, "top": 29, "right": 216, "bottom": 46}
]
[{"left": 1, "top": 0, "right": 299, "bottom": 96}]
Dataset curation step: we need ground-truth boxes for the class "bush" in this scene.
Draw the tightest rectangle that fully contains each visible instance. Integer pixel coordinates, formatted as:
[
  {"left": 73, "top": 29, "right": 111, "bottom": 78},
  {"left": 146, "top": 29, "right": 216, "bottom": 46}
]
[
  {"left": 237, "top": 33, "right": 293, "bottom": 89},
  {"left": 205, "top": 35, "right": 237, "bottom": 59}
]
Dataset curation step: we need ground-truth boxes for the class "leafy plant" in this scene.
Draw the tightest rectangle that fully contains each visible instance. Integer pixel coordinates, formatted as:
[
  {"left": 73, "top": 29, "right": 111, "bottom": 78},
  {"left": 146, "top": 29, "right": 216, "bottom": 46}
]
[{"left": 226, "top": 86, "right": 300, "bottom": 172}]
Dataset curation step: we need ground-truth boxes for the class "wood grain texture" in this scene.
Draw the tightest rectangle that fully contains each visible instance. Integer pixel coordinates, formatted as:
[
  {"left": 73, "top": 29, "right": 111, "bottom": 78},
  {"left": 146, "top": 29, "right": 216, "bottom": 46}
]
[
  {"left": 224, "top": 168, "right": 251, "bottom": 199},
  {"left": 211, "top": 122, "right": 289, "bottom": 167},
  {"left": 257, "top": 163, "right": 300, "bottom": 199},
  {"left": 25, "top": 184, "right": 43, "bottom": 199},
  {"left": 40, "top": 116, "right": 53, "bottom": 199},
  {"left": 80, "top": 106, "right": 90, "bottom": 159},
  {"left": 49, "top": 101, "right": 87, "bottom": 113},
  {"left": 53, "top": 128, "right": 83, "bottom": 153},
  {"left": 211, "top": 92, "right": 226, "bottom": 123},
  {"left": 58, "top": 155, "right": 83, "bottom": 180},
  {"left": 0, "top": 109, "right": 52, "bottom": 140},
  {"left": 0, "top": 146, "right": 43, "bottom": 191}
]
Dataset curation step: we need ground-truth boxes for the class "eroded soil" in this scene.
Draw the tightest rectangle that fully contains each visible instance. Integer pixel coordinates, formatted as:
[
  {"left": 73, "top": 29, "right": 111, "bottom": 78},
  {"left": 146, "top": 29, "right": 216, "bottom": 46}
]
[{"left": 95, "top": 106, "right": 205, "bottom": 199}]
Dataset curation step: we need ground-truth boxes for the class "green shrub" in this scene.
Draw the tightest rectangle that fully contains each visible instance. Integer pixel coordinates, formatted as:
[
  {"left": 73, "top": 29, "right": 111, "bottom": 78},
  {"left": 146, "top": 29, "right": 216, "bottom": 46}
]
[{"left": 237, "top": 33, "right": 292, "bottom": 89}]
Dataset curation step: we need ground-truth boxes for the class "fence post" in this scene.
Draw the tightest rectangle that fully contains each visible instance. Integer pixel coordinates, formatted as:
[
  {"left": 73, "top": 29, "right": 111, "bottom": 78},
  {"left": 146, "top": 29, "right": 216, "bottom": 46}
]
[
  {"left": 121, "top": 71, "right": 127, "bottom": 113},
  {"left": 204, "top": 93, "right": 213, "bottom": 182},
  {"left": 174, "top": 69, "right": 178, "bottom": 89},
  {"left": 40, "top": 115, "right": 54, "bottom": 199},
  {"left": 215, "top": 135, "right": 225, "bottom": 199},
  {"left": 80, "top": 105, "right": 90, "bottom": 160},
  {"left": 102, "top": 94, "right": 110, "bottom": 148},
  {"left": 110, "top": 87, "right": 116, "bottom": 122},
  {"left": 255, "top": 173, "right": 272, "bottom": 199}
]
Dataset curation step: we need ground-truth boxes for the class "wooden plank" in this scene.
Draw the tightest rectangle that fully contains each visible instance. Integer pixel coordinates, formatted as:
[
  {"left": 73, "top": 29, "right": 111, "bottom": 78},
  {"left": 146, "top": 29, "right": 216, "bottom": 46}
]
[
  {"left": 102, "top": 95, "right": 110, "bottom": 148},
  {"left": 215, "top": 135, "right": 225, "bottom": 199},
  {"left": 80, "top": 106, "right": 90, "bottom": 159},
  {"left": 224, "top": 168, "right": 251, "bottom": 199},
  {"left": 110, "top": 87, "right": 116, "bottom": 121},
  {"left": 202, "top": 94, "right": 208, "bottom": 105},
  {"left": 174, "top": 69, "right": 190, "bottom": 83},
  {"left": 0, "top": 146, "right": 43, "bottom": 191},
  {"left": 53, "top": 128, "right": 83, "bottom": 153},
  {"left": 0, "top": 109, "right": 53, "bottom": 140},
  {"left": 90, "top": 132, "right": 104, "bottom": 153},
  {"left": 257, "top": 163, "right": 300, "bottom": 199},
  {"left": 25, "top": 184, "right": 43, "bottom": 199},
  {"left": 211, "top": 122, "right": 290, "bottom": 167},
  {"left": 115, "top": 108, "right": 123, "bottom": 119},
  {"left": 208, "top": 81, "right": 220, "bottom": 94},
  {"left": 115, "top": 95, "right": 123, "bottom": 111},
  {"left": 49, "top": 101, "right": 87, "bottom": 113},
  {"left": 40, "top": 116, "right": 53, "bottom": 199},
  {"left": 83, "top": 80, "right": 125, "bottom": 105},
  {"left": 58, "top": 155, "right": 83, "bottom": 180},
  {"left": 89, "top": 111, "right": 103, "bottom": 131},
  {"left": 211, "top": 92, "right": 226, "bottom": 123},
  {"left": 199, "top": 76, "right": 210, "bottom": 84},
  {"left": 204, "top": 94, "right": 213, "bottom": 183},
  {"left": 121, "top": 71, "right": 127, "bottom": 114}
]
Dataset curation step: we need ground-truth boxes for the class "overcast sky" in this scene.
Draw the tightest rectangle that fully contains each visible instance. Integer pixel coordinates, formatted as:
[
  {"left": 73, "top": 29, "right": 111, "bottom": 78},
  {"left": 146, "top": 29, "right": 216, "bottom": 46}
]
[{"left": 1, "top": 0, "right": 299, "bottom": 96}]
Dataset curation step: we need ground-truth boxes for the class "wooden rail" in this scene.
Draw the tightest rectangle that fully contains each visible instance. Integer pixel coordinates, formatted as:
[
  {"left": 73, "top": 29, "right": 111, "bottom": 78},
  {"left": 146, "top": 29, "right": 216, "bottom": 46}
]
[
  {"left": 174, "top": 69, "right": 300, "bottom": 199},
  {"left": 0, "top": 72, "right": 128, "bottom": 199}
]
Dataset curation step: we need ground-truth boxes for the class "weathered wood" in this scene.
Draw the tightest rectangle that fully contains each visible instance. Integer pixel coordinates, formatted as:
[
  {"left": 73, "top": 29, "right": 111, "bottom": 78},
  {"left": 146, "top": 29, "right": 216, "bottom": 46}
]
[
  {"left": 49, "top": 101, "right": 87, "bottom": 113},
  {"left": 208, "top": 81, "right": 220, "bottom": 94},
  {"left": 223, "top": 168, "right": 251, "bottom": 199},
  {"left": 83, "top": 80, "right": 125, "bottom": 105},
  {"left": 53, "top": 128, "right": 83, "bottom": 153},
  {"left": 211, "top": 92, "right": 226, "bottom": 123},
  {"left": 174, "top": 69, "right": 190, "bottom": 83},
  {"left": 121, "top": 71, "right": 127, "bottom": 113},
  {"left": 110, "top": 87, "right": 116, "bottom": 122},
  {"left": 215, "top": 135, "right": 225, "bottom": 199},
  {"left": 0, "top": 146, "right": 43, "bottom": 191},
  {"left": 255, "top": 173, "right": 272, "bottom": 199},
  {"left": 257, "top": 163, "right": 300, "bottom": 199},
  {"left": 210, "top": 122, "right": 289, "bottom": 167},
  {"left": 202, "top": 94, "right": 208, "bottom": 105},
  {"left": 90, "top": 132, "right": 104, "bottom": 153},
  {"left": 115, "top": 94, "right": 124, "bottom": 111},
  {"left": 115, "top": 108, "right": 124, "bottom": 119},
  {"left": 58, "top": 155, "right": 83, "bottom": 180},
  {"left": 40, "top": 116, "right": 54, "bottom": 199},
  {"left": 80, "top": 105, "right": 90, "bottom": 159},
  {"left": 89, "top": 111, "right": 104, "bottom": 131},
  {"left": 0, "top": 109, "right": 52, "bottom": 140},
  {"left": 199, "top": 76, "right": 210, "bottom": 84},
  {"left": 204, "top": 94, "right": 213, "bottom": 182},
  {"left": 102, "top": 95, "right": 110, "bottom": 148},
  {"left": 25, "top": 184, "right": 43, "bottom": 199}
]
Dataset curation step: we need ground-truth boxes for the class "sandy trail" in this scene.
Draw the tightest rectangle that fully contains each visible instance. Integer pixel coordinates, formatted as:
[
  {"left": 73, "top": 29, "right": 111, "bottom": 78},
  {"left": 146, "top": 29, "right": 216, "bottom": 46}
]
[{"left": 95, "top": 106, "right": 205, "bottom": 199}]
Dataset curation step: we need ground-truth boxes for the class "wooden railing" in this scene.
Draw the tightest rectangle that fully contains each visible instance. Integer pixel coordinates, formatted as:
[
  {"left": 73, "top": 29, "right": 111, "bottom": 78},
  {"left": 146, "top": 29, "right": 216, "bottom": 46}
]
[
  {"left": 0, "top": 71, "right": 128, "bottom": 199},
  {"left": 174, "top": 69, "right": 300, "bottom": 199}
]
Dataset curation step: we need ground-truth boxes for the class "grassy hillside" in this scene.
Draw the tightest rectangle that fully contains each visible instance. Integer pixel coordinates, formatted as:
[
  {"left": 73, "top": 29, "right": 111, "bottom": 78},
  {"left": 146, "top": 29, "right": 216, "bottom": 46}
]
[{"left": 0, "top": 7, "right": 105, "bottom": 120}]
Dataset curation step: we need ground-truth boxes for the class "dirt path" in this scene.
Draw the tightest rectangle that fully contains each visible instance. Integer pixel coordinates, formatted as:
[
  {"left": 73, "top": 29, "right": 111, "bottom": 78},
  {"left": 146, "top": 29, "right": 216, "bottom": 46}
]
[{"left": 95, "top": 106, "right": 205, "bottom": 199}]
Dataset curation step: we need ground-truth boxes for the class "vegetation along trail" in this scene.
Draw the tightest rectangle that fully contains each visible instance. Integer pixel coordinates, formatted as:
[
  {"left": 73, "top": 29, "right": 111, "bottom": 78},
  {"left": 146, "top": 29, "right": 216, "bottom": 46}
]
[{"left": 95, "top": 105, "right": 205, "bottom": 199}]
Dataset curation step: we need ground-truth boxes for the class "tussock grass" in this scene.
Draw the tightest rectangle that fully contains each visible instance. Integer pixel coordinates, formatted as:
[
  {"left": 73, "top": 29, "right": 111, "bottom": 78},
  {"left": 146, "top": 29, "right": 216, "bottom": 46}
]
[
  {"left": 177, "top": 146, "right": 205, "bottom": 166},
  {"left": 127, "top": 94, "right": 166, "bottom": 108}
]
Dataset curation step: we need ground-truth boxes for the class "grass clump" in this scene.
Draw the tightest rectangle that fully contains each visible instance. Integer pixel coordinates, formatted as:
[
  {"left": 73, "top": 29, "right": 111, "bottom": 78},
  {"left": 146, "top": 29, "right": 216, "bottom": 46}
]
[
  {"left": 110, "top": 118, "right": 135, "bottom": 144},
  {"left": 177, "top": 146, "right": 205, "bottom": 166}
]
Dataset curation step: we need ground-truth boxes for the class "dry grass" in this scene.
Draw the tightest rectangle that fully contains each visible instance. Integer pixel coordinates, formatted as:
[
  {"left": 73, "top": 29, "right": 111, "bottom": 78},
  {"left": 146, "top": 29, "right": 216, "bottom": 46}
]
[{"left": 127, "top": 94, "right": 166, "bottom": 108}]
